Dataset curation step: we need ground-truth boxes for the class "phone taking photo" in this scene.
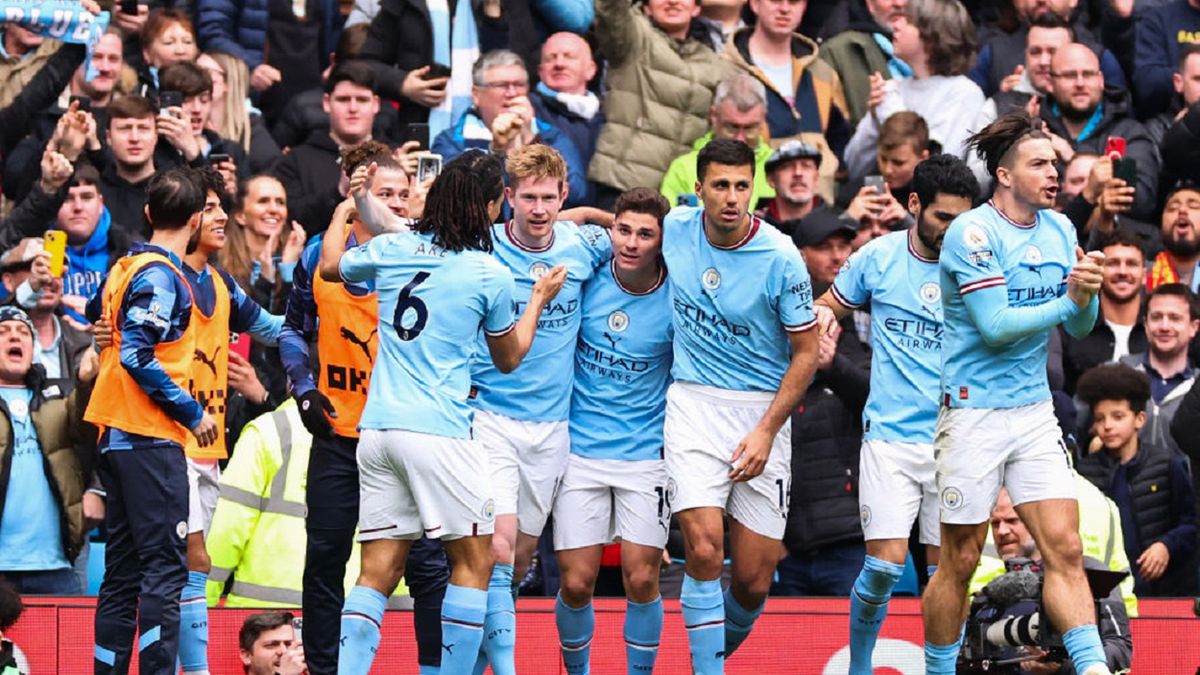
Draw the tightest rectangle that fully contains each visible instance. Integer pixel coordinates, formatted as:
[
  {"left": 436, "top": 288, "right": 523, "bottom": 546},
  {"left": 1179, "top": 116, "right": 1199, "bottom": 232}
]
[
  {"left": 417, "top": 153, "right": 443, "bottom": 184},
  {"left": 864, "top": 175, "right": 886, "bottom": 194}
]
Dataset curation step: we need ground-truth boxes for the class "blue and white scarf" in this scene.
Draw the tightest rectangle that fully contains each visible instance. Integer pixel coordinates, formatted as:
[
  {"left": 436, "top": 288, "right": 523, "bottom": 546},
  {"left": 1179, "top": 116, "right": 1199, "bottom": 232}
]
[
  {"left": 1, "top": 1, "right": 110, "bottom": 80},
  {"left": 427, "top": 0, "right": 479, "bottom": 139},
  {"left": 872, "top": 32, "right": 913, "bottom": 80}
]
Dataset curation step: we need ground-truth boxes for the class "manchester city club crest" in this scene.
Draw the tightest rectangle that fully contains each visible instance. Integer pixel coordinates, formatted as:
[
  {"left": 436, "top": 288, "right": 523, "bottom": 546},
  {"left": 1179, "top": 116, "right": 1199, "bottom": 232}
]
[
  {"left": 529, "top": 261, "right": 550, "bottom": 280},
  {"left": 702, "top": 267, "right": 721, "bottom": 290},
  {"left": 1023, "top": 246, "right": 1042, "bottom": 265},
  {"left": 481, "top": 498, "right": 495, "bottom": 519},
  {"left": 920, "top": 281, "right": 941, "bottom": 305},
  {"left": 607, "top": 310, "right": 629, "bottom": 332},
  {"left": 860, "top": 505, "right": 872, "bottom": 528},
  {"left": 964, "top": 224, "right": 988, "bottom": 250},
  {"left": 941, "top": 486, "right": 964, "bottom": 511}
]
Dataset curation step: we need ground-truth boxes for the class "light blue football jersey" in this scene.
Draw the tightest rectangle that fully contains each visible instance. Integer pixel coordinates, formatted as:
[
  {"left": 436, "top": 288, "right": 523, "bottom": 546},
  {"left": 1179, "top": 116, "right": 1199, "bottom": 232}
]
[
  {"left": 340, "top": 230, "right": 516, "bottom": 439},
  {"left": 661, "top": 207, "right": 816, "bottom": 392},
  {"left": 570, "top": 262, "right": 674, "bottom": 462},
  {"left": 939, "top": 202, "right": 1081, "bottom": 409},
  {"left": 470, "top": 220, "right": 612, "bottom": 422},
  {"left": 832, "top": 230, "right": 942, "bottom": 443}
]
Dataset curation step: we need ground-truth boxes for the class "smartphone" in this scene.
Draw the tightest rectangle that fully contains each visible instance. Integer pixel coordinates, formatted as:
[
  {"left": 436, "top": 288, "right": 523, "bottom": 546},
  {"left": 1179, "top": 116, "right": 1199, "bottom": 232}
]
[
  {"left": 292, "top": 617, "right": 303, "bottom": 643},
  {"left": 69, "top": 95, "right": 91, "bottom": 113},
  {"left": 159, "top": 90, "right": 183, "bottom": 118},
  {"left": 400, "top": 123, "right": 430, "bottom": 150},
  {"left": 1113, "top": 157, "right": 1138, "bottom": 187},
  {"left": 43, "top": 231, "right": 67, "bottom": 278},
  {"left": 676, "top": 194, "right": 699, "bottom": 207},
  {"left": 864, "top": 175, "right": 886, "bottom": 193},
  {"left": 417, "top": 153, "right": 442, "bottom": 184},
  {"left": 120, "top": 0, "right": 139, "bottom": 14},
  {"left": 426, "top": 63, "right": 452, "bottom": 79},
  {"left": 209, "top": 152, "right": 231, "bottom": 165},
  {"left": 1105, "top": 136, "right": 1126, "bottom": 160},
  {"left": 229, "top": 332, "right": 252, "bottom": 361}
]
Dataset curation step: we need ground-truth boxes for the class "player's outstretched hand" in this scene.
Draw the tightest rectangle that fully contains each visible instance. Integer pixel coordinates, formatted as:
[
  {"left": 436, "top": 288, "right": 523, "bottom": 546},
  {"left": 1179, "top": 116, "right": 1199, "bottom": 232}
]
[
  {"left": 729, "top": 428, "right": 772, "bottom": 482},
  {"left": 532, "top": 264, "right": 568, "bottom": 304},
  {"left": 1066, "top": 247, "right": 1104, "bottom": 308},
  {"left": 192, "top": 413, "right": 219, "bottom": 448},
  {"left": 297, "top": 390, "right": 338, "bottom": 440}
]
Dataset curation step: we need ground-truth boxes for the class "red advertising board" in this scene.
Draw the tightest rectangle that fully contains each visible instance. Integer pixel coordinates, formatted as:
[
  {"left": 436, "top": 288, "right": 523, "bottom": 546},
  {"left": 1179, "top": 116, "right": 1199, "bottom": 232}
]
[{"left": 9, "top": 597, "right": 1197, "bottom": 673}]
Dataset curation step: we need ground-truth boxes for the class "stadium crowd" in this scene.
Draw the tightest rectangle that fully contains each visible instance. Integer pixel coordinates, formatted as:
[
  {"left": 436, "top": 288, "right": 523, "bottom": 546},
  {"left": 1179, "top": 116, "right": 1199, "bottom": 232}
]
[{"left": 0, "top": 0, "right": 1197, "bottom": 672}]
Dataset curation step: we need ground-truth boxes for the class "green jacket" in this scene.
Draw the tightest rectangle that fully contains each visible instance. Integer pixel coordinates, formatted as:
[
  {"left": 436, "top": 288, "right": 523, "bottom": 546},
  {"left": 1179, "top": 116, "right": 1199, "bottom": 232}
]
[
  {"left": 817, "top": 30, "right": 891, "bottom": 127},
  {"left": 0, "top": 366, "right": 97, "bottom": 563},
  {"left": 588, "top": 0, "right": 736, "bottom": 192},
  {"left": 659, "top": 132, "right": 776, "bottom": 209}
]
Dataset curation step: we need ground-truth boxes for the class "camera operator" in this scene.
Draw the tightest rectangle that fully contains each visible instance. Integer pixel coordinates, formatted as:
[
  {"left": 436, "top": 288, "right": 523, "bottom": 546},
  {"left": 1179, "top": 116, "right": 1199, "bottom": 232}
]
[{"left": 967, "top": 488, "right": 1133, "bottom": 674}]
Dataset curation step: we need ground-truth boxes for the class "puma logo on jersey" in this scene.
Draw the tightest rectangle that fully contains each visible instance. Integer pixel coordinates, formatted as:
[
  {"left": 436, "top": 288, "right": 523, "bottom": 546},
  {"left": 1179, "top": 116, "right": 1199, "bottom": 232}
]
[
  {"left": 194, "top": 347, "right": 221, "bottom": 376},
  {"left": 340, "top": 327, "right": 377, "bottom": 360},
  {"left": 602, "top": 332, "right": 621, "bottom": 350}
]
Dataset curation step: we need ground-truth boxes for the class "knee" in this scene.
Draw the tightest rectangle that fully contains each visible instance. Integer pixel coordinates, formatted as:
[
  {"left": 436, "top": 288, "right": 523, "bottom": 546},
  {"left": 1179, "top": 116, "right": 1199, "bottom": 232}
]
[
  {"left": 941, "top": 542, "right": 983, "bottom": 583},
  {"left": 684, "top": 534, "right": 722, "bottom": 568},
  {"left": 559, "top": 571, "right": 595, "bottom": 606},
  {"left": 1041, "top": 531, "right": 1084, "bottom": 570},
  {"left": 490, "top": 534, "right": 516, "bottom": 565},
  {"left": 730, "top": 568, "right": 771, "bottom": 603},
  {"left": 622, "top": 564, "right": 660, "bottom": 601}
]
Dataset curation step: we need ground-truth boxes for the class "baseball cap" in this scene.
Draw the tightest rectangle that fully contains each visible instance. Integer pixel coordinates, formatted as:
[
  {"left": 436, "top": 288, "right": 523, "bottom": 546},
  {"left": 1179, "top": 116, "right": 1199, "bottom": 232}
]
[
  {"left": 0, "top": 306, "right": 35, "bottom": 335},
  {"left": 765, "top": 140, "right": 823, "bottom": 173},
  {"left": 0, "top": 238, "right": 44, "bottom": 273},
  {"left": 789, "top": 208, "right": 856, "bottom": 248}
]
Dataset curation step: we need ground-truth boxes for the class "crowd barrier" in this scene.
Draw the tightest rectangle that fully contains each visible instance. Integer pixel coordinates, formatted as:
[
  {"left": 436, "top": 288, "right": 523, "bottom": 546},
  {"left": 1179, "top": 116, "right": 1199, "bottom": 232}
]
[{"left": 9, "top": 597, "right": 1198, "bottom": 673}]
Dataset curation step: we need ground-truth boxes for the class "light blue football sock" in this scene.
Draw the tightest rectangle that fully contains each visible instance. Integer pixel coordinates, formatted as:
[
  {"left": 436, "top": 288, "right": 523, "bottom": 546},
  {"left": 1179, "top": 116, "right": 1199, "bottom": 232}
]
[
  {"left": 555, "top": 594, "right": 593, "bottom": 675},
  {"left": 441, "top": 584, "right": 487, "bottom": 674},
  {"left": 481, "top": 563, "right": 516, "bottom": 675},
  {"left": 848, "top": 555, "right": 905, "bottom": 675},
  {"left": 1063, "top": 624, "right": 1108, "bottom": 674},
  {"left": 179, "top": 570, "right": 209, "bottom": 674},
  {"left": 624, "top": 595, "right": 663, "bottom": 674},
  {"left": 338, "top": 585, "right": 386, "bottom": 675},
  {"left": 722, "top": 588, "right": 763, "bottom": 658},
  {"left": 681, "top": 575, "right": 724, "bottom": 675}
]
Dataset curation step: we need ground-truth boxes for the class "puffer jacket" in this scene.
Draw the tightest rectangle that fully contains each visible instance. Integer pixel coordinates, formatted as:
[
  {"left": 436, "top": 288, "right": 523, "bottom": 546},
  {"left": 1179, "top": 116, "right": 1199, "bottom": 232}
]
[
  {"left": 197, "top": 0, "right": 343, "bottom": 71},
  {"left": 0, "top": 365, "right": 97, "bottom": 563},
  {"left": 588, "top": 0, "right": 735, "bottom": 193}
]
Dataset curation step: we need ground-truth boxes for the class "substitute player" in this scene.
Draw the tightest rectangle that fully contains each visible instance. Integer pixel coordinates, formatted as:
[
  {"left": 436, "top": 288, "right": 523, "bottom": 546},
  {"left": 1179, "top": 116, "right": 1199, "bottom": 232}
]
[
  {"left": 552, "top": 188, "right": 673, "bottom": 675},
  {"left": 176, "top": 170, "right": 283, "bottom": 675},
  {"left": 469, "top": 145, "right": 610, "bottom": 674},
  {"left": 922, "top": 111, "right": 1109, "bottom": 675},
  {"left": 662, "top": 139, "right": 819, "bottom": 674},
  {"left": 813, "top": 155, "right": 978, "bottom": 675},
  {"left": 85, "top": 167, "right": 219, "bottom": 674},
  {"left": 320, "top": 152, "right": 567, "bottom": 675},
  {"left": 281, "top": 143, "right": 451, "bottom": 675}
]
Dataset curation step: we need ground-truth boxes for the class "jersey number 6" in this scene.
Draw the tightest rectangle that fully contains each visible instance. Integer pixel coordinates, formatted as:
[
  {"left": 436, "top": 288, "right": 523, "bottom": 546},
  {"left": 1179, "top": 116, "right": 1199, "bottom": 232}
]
[{"left": 394, "top": 272, "right": 431, "bottom": 341}]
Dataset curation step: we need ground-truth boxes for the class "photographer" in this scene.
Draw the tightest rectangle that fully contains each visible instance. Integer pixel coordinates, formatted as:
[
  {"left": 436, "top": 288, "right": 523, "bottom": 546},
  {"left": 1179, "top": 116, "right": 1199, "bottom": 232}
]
[{"left": 967, "top": 488, "right": 1133, "bottom": 674}]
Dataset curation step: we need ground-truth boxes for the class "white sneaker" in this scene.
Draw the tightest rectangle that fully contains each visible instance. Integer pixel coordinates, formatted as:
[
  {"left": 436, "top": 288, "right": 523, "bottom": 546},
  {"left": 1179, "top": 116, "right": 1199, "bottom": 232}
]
[{"left": 1080, "top": 665, "right": 1112, "bottom": 675}]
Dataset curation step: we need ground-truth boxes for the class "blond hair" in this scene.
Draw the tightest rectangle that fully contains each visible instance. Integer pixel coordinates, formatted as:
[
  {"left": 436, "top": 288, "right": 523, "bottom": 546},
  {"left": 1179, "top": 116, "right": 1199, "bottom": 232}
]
[
  {"left": 207, "top": 52, "right": 252, "bottom": 154},
  {"left": 505, "top": 144, "right": 567, "bottom": 191}
]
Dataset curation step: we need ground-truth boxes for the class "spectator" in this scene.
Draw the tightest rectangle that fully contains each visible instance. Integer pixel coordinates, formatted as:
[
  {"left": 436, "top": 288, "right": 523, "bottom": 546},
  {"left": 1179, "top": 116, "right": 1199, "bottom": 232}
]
[
  {"left": 818, "top": 0, "right": 908, "bottom": 126},
  {"left": 1146, "top": 184, "right": 1200, "bottom": 292},
  {"left": 94, "top": 96, "right": 167, "bottom": 238},
  {"left": 238, "top": 611, "right": 307, "bottom": 675},
  {"left": 1133, "top": 0, "right": 1200, "bottom": 117},
  {"left": 1061, "top": 152, "right": 1099, "bottom": 205},
  {"left": 1076, "top": 364, "right": 1198, "bottom": 597},
  {"left": 843, "top": 0, "right": 983, "bottom": 182},
  {"left": 1117, "top": 284, "right": 1199, "bottom": 450},
  {"left": 969, "top": 0, "right": 1127, "bottom": 100},
  {"left": 722, "top": 0, "right": 851, "bottom": 169},
  {"left": 358, "top": 0, "right": 508, "bottom": 132},
  {"left": 775, "top": 209, "right": 868, "bottom": 596},
  {"left": 532, "top": 32, "right": 603, "bottom": 169},
  {"left": 757, "top": 140, "right": 825, "bottom": 226},
  {"left": 1147, "top": 45, "right": 1200, "bottom": 151},
  {"left": 222, "top": 175, "right": 307, "bottom": 310},
  {"left": 589, "top": 0, "right": 735, "bottom": 208},
  {"left": 970, "top": 487, "right": 1134, "bottom": 672},
  {"left": 0, "top": 38, "right": 87, "bottom": 159},
  {"left": 197, "top": 0, "right": 343, "bottom": 123},
  {"left": 199, "top": 52, "right": 283, "bottom": 175},
  {"left": 1, "top": 28, "right": 124, "bottom": 204},
  {"left": 274, "top": 60, "right": 379, "bottom": 237},
  {"left": 0, "top": 306, "right": 99, "bottom": 595},
  {"left": 1063, "top": 229, "right": 1148, "bottom": 391},
  {"left": 1038, "top": 43, "right": 1159, "bottom": 222},
  {"left": 659, "top": 73, "right": 775, "bottom": 210},
  {"left": 0, "top": 239, "right": 93, "bottom": 384},
  {"left": 0, "top": 579, "right": 27, "bottom": 673},
  {"left": 267, "top": 24, "right": 406, "bottom": 151},
  {"left": 431, "top": 50, "right": 588, "bottom": 207},
  {"left": 136, "top": 9, "right": 199, "bottom": 95},
  {"left": 840, "top": 111, "right": 927, "bottom": 230},
  {"left": 49, "top": 164, "right": 131, "bottom": 309},
  {"left": 0, "top": 23, "right": 58, "bottom": 107},
  {"left": 694, "top": 0, "right": 746, "bottom": 52},
  {"left": 160, "top": 61, "right": 249, "bottom": 194},
  {"left": 0, "top": 148, "right": 78, "bottom": 257}
]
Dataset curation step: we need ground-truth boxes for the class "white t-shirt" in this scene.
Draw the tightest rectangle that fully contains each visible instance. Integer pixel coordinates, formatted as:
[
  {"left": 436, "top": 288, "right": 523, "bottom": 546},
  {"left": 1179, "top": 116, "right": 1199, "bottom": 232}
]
[
  {"left": 1107, "top": 320, "right": 1135, "bottom": 362},
  {"left": 755, "top": 60, "right": 794, "bottom": 107}
]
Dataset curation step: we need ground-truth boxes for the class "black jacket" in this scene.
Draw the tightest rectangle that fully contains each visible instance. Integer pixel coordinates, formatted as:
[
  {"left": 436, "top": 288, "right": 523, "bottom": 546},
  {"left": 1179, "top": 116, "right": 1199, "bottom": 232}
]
[
  {"left": 530, "top": 88, "right": 604, "bottom": 169},
  {"left": 0, "top": 184, "right": 67, "bottom": 252},
  {"left": 358, "top": 0, "right": 508, "bottom": 126},
  {"left": 1039, "top": 87, "right": 1160, "bottom": 222},
  {"left": 1076, "top": 439, "right": 1199, "bottom": 597},
  {"left": 0, "top": 44, "right": 84, "bottom": 158},
  {"left": 784, "top": 314, "right": 870, "bottom": 554},
  {"left": 1060, "top": 315, "right": 1148, "bottom": 393},
  {"left": 272, "top": 130, "right": 344, "bottom": 237},
  {"left": 267, "top": 87, "right": 405, "bottom": 151}
]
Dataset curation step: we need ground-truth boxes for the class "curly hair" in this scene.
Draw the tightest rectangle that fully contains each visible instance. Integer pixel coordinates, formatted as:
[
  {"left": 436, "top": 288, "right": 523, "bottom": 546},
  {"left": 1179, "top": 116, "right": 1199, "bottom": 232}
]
[
  {"left": 1076, "top": 364, "right": 1151, "bottom": 413},
  {"left": 905, "top": 0, "right": 978, "bottom": 77}
]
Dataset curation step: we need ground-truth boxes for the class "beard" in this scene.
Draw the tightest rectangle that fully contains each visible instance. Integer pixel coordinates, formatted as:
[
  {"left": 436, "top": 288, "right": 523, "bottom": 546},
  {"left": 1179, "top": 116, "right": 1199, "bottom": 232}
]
[
  {"left": 1164, "top": 228, "right": 1200, "bottom": 258},
  {"left": 915, "top": 211, "right": 943, "bottom": 254},
  {"left": 1059, "top": 100, "right": 1097, "bottom": 123},
  {"left": 1100, "top": 279, "right": 1139, "bottom": 303}
]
